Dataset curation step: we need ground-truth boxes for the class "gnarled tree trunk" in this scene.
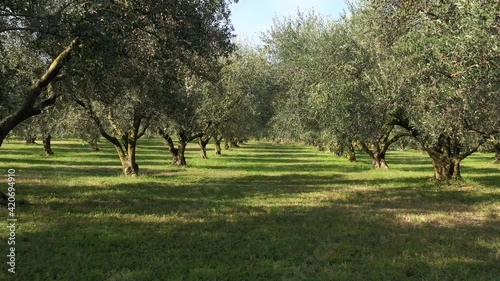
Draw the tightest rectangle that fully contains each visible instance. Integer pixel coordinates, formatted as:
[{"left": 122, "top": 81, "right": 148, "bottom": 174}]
[
  {"left": 115, "top": 144, "right": 139, "bottom": 177},
  {"left": 90, "top": 141, "right": 100, "bottom": 152},
  {"left": 230, "top": 139, "right": 240, "bottom": 148},
  {"left": 176, "top": 140, "right": 187, "bottom": 165},
  {"left": 397, "top": 121, "right": 492, "bottom": 180},
  {"left": 198, "top": 136, "right": 210, "bottom": 159},
  {"left": 214, "top": 137, "right": 222, "bottom": 155},
  {"left": 26, "top": 134, "right": 37, "bottom": 144},
  {"left": 43, "top": 134, "right": 54, "bottom": 155},
  {"left": 347, "top": 142, "right": 356, "bottom": 162},
  {"left": 159, "top": 129, "right": 188, "bottom": 166},
  {"left": 158, "top": 123, "right": 211, "bottom": 165},
  {"left": 372, "top": 151, "right": 388, "bottom": 169},
  {"left": 75, "top": 99, "right": 149, "bottom": 177},
  {"left": 359, "top": 126, "right": 410, "bottom": 169},
  {"left": 361, "top": 141, "right": 389, "bottom": 169},
  {"left": 425, "top": 135, "right": 467, "bottom": 180},
  {"left": 428, "top": 151, "right": 461, "bottom": 180}
]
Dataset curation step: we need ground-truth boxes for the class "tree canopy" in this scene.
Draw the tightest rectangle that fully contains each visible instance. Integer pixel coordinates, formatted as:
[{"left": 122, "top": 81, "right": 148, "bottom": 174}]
[{"left": 1, "top": 0, "right": 498, "bottom": 180}]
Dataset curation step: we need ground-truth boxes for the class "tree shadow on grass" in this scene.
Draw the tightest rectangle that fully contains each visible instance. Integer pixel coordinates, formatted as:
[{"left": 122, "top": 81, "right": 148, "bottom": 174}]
[
  {"left": 2, "top": 141, "right": 499, "bottom": 280},
  {"left": 11, "top": 181, "right": 500, "bottom": 281},
  {"left": 18, "top": 171, "right": 499, "bottom": 220}
]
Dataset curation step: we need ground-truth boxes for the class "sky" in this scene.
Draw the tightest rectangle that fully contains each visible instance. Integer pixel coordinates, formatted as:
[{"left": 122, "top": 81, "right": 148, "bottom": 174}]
[{"left": 229, "top": 0, "right": 349, "bottom": 45}]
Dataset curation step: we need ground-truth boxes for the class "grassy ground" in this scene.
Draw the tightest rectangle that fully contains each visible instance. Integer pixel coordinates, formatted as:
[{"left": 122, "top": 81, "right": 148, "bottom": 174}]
[{"left": 0, "top": 138, "right": 499, "bottom": 281}]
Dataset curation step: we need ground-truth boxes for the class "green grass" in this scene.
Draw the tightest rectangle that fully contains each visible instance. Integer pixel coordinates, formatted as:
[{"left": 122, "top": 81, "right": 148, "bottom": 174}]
[{"left": 0, "top": 138, "right": 499, "bottom": 281}]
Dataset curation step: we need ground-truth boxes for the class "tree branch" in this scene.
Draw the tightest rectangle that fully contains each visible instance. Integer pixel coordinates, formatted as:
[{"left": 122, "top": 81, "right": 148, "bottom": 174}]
[
  {"left": 459, "top": 139, "right": 487, "bottom": 160},
  {"left": 158, "top": 128, "right": 178, "bottom": 155},
  {"left": 107, "top": 108, "right": 126, "bottom": 137},
  {"left": 386, "top": 133, "right": 413, "bottom": 147},
  {"left": 186, "top": 121, "right": 212, "bottom": 142},
  {"left": 360, "top": 141, "right": 374, "bottom": 158},
  {"left": 137, "top": 115, "right": 151, "bottom": 139},
  {"left": 74, "top": 98, "right": 122, "bottom": 149}
]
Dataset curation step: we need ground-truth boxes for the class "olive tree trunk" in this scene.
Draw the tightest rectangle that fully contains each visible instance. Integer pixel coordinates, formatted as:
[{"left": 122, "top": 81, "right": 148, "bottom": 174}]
[
  {"left": 428, "top": 152, "right": 461, "bottom": 180},
  {"left": 359, "top": 125, "right": 412, "bottom": 169},
  {"left": 90, "top": 141, "right": 100, "bottom": 152},
  {"left": 115, "top": 140, "right": 139, "bottom": 176},
  {"left": 176, "top": 141, "right": 187, "bottom": 165},
  {"left": 26, "top": 134, "right": 37, "bottom": 144},
  {"left": 198, "top": 136, "right": 210, "bottom": 159},
  {"left": 361, "top": 142, "right": 389, "bottom": 169},
  {"left": 158, "top": 129, "right": 190, "bottom": 166},
  {"left": 347, "top": 142, "right": 357, "bottom": 162},
  {"left": 75, "top": 99, "right": 149, "bottom": 177},
  {"left": 214, "top": 137, "right": 222, "bottom": 155},
  {"left": 230, "top": 139, "right": 240, "bottom": 148},
  {"left": 424, "top": 134, "right": 485, "bottom": 180},
  {"left": 43, "top": 134, "right": 54, "bottom": 156}
]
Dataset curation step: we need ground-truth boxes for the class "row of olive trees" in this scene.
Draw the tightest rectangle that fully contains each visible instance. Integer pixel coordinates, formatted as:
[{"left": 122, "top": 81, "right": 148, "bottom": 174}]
[
  {"left": 263, "top": 0, "right": 499, "bottom": 180},
  {"left": 2, "top": 0, "right": 281, "bottom": 177},
  {"left": 3, "top": 1, "right": 497, "bottom": 181},
  {"left": 1, "top": 0, "right": 276, "bottom": 176},
  {"left": 7, "top": 45, "right": 276, "bottom": 158}
]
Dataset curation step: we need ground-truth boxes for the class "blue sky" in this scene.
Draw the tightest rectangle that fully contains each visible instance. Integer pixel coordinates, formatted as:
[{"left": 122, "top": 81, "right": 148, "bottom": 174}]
[{"left": 229, "top": 0, "right": 349, "bottom": 45}]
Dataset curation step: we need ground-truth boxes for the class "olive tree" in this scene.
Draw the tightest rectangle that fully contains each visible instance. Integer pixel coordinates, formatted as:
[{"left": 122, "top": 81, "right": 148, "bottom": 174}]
[
  {"left": 69, "top": 0, "right": 237, "bottom": 172},
  {"left": 0, "top": 0, "right": 109, "bottom": 146},
  {"left": 366, "top": 0, "right": 500, "bottom": 179}
]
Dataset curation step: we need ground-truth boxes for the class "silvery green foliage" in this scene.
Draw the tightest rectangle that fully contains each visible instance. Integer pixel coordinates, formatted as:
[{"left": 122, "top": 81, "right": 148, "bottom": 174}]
[
  {"left": 263, "top": 1, "right": 498, "bottom": 170},
  {"left": 1, "top": 0, "right": 238, "bottom": 147},
  {"left": 351, "top": 0, "right": 498, "bottom": 170},
  {"left": 263, "top": 10, "right": 408, "bottom": 153}
]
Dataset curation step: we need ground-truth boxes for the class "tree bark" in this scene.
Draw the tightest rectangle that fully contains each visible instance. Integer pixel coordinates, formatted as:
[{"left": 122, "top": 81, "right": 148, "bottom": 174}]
[
  {"left": 347, "top": 142, "right": 356, "bottom": 162},
  {"left": 224, "top": 138, "right": 230, "bottom": 150},
  {"left": 43, "top": 134, "right": 54, "bottom": 156},
  {"left": 158, "top": 129, "right": 189, "bottom": 166},
  {"left": 373, "top": 151, "right": 388, "bottom": 169},
  {"left": 198, "top": 136, "right": 210, "bottom": 159},
  {"left": 361, "top": 142, "right": 389, "bottom": 169},
  {"left": 75, "top": 99, "right": 149, "bottom": 176},
  {"left": 214, "top": 137, "right": 222, "bottom": 155},
  {"left": 428, "top": 151, "right": 461, "bottom": 180},
  {"left": 176, "top": 140, "right": 187, "bottom": 165},
  {"left": 359, "top": 126, "right": 412, "bottom": 169},
  {"left": 25, "top": 134, "right": 37, "bottom": 144},
  {"left": 115, "top": 144, "right": 139, "bottom": 177},
  {"left": 230, "top": 140, "right": 240, "bottom": 148},
  {"left": 397, "top": 120, "right": 494, "bottom": 179},
  {"left": 425, "top": 133, "right": 487, "bottom": 180},
  {"left": 425, "top": 135, "right": 463, "bottom": 180},
  {"left": 90, "top": 141, "right": 100, "bottom": 152}
]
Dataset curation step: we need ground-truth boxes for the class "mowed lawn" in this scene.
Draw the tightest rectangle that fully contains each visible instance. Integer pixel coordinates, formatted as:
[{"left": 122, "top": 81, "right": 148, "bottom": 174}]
[{"left": 0, "top": 139, "right": 499, "bottom": 281}]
